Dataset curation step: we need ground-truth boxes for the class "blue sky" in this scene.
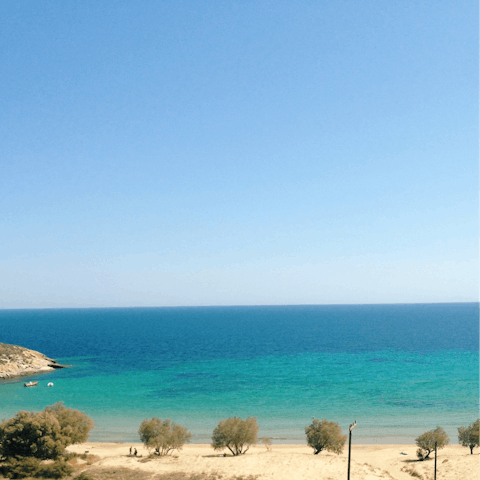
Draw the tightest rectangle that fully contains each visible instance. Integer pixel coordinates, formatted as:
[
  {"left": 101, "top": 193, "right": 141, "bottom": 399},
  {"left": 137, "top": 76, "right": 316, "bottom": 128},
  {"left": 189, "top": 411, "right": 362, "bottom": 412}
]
[{"left": 1, "top": 1, "right": 477, "bottom": 308}]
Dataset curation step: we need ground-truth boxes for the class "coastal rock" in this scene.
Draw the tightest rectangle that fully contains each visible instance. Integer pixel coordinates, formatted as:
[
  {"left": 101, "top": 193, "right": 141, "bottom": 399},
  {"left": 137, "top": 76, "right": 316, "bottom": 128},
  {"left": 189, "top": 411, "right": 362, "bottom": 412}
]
[{"left": 0, "top": 343, "right": 66, "bottom": 379}]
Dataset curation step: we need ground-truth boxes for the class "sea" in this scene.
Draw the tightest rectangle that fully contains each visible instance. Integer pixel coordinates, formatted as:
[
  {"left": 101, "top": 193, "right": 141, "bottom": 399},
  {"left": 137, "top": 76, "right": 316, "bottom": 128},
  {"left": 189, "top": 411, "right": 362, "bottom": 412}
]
[{"left": 0, "top": 303, "right": 478, "bottom": 444}]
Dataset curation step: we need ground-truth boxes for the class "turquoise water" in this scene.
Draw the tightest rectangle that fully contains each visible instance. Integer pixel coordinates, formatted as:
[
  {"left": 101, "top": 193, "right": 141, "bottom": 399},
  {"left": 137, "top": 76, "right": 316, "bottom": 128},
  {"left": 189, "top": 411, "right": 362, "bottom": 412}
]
[{"left": 0, "top": 304, "right": 478, "bottom": 443}]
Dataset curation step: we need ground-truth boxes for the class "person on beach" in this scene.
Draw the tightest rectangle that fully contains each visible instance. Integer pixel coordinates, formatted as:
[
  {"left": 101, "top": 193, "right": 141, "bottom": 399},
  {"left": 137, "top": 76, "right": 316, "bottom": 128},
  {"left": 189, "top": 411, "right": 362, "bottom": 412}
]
[
  {"left": 129, "top": 446, "right": 132, "bottom": 455},
  {"left": 134, "top": 448, "right": 137, "bottom": 456}
]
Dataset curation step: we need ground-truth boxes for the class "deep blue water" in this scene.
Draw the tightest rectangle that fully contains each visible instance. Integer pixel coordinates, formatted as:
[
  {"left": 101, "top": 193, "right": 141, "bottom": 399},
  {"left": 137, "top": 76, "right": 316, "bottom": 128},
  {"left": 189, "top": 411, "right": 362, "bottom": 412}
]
[{"left": 0, "top": 303, "right": 478, "bottom": 443}]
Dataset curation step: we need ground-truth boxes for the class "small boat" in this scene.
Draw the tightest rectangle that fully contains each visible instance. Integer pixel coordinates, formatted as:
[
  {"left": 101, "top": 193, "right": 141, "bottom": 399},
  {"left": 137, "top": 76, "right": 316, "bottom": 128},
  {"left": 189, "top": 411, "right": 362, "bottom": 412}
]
[
  {"left": 24, "top": 381, "right": 38, "bottom": 387},
  {"left": 47, "top": 382, "right": 54, "bottom": 387}
]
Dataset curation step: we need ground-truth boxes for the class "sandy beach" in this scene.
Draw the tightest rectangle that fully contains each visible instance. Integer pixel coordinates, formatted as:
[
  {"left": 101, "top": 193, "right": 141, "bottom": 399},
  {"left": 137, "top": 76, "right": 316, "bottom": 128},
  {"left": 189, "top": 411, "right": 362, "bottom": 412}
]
[{"left": 68, "top": 442, "right": 479, "bottom": 480}]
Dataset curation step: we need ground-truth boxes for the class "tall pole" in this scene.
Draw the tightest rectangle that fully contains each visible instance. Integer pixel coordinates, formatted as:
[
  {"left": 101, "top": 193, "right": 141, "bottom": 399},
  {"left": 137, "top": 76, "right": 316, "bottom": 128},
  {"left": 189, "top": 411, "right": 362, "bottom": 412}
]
[
  {"left": 347, "top": 421, "right": 356, "bottom": 480},
  {"left": 434, "top": 441, "right": 437, "bottom": 480},
  {"left": 347, "top": 429, "right": 352, "bottom": 480}
]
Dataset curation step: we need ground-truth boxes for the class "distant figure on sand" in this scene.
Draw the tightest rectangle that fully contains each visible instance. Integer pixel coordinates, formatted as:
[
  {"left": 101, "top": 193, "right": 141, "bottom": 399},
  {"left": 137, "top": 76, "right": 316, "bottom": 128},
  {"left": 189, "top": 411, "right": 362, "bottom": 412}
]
[
  {"left": 129, "top": 446, "right": 132, "bottom": 455},
  {"left": 134, "top": 448, "right": 137, "bottom": 456}
]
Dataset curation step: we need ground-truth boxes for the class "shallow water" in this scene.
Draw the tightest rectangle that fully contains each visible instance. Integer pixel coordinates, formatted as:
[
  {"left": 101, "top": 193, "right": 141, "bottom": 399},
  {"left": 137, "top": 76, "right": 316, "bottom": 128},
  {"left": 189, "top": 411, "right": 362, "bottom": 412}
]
[{"left": 0, "top": 303, "right": 478, "bottom": 443}]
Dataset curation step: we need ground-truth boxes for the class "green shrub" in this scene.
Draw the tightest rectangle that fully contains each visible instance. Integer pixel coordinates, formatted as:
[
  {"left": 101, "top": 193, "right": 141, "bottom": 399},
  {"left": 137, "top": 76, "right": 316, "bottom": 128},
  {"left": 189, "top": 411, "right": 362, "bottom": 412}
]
[
  {"left": 211, "top": 417, "right": 259, "bottom": 456},
  {"left": 458, "top": 419, "right": 479, "bottom": 454},
  {"left": 415, "top": 426, "right": 449, "bottom": 460},
  {"left": 138, "top": 418, "right": 191, "bottom": 455},
  {"left": 416, "top": 448, "right": 425, "bottom": 460},
  {"left": 45, "top": 403, "right": 95, "bottom": 446},
  {"left": 0, "top": 456, "right": 41, "bottom": 479},
  {"left": 0, "top": 411, "right": 64, "bottom": 460},
  {"left": 37, "top": 459, "right": 74, "bottom": 479},
  {"left": 0, "top": 456, "right": 74, "bottom": 479},
  {"left": 0, "top": 403, "right": 94, "bottom": 461},
  {"left": 305, "top": 419, "right": 346, "bottom": 455}
]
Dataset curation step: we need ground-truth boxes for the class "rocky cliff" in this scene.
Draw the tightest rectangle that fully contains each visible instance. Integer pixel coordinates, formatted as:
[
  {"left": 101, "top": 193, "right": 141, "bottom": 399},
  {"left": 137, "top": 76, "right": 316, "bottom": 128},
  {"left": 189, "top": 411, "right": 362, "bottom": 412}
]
[{"left": 0, "top": 343, "right": 66, "bottom": 379}]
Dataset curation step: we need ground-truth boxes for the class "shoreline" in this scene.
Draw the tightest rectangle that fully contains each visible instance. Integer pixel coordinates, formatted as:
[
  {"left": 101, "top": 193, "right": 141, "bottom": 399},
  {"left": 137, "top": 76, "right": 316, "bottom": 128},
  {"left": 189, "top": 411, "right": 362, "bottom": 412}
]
[
  {"left": 84, "top": 434, "right": 466, "bottom": 446},
  {"left": 0, "top": 367, "right": 67, "bottom": 383}
]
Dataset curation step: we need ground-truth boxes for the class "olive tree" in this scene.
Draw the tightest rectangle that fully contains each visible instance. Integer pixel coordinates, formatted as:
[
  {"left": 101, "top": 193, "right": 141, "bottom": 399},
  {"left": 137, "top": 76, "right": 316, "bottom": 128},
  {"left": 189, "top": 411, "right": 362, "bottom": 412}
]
[
  {"left": 211, "top": 417, "right": 259, "bottom": 456},
  {"left": 458, "top": 419, "right": 479, "bottom": 454},
  {"left": 138, "top": 418, "right": 191, "bottom": 455},
  {"left": 0, "top": 404, "right": 94, "bottom": 461},
  {"left": 305, "top": 419, "right": 347, "bottom": 455},
  {"left": 0, "top": 410, "right": 63, "bottom": 460},
  {"left": 415, "top": 426, "right": 449, "bottom": 460},
  {"left": 45, "top": 403, "right": 95, "bottom": 446}
]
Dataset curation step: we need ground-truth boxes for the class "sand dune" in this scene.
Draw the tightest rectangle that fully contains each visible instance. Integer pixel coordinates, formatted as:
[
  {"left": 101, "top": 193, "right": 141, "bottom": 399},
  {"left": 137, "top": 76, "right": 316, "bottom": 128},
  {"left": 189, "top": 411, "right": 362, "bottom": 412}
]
[{"left": 68, "top": 442, "right": 479, "bottom": 480}]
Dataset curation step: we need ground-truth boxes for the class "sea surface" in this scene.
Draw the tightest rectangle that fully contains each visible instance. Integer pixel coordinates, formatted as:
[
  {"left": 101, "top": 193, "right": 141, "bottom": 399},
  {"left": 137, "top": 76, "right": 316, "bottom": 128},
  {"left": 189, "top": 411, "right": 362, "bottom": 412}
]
[{"left": 0, "top": 304, "right": 478, "bottom": 444}]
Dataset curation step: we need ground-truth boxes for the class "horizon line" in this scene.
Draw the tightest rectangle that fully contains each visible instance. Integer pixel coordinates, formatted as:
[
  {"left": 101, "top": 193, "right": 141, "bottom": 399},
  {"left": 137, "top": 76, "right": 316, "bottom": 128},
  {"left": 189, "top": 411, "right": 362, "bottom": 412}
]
[{"left": 0, "top": 301, "right": 478, "bottom": 311}]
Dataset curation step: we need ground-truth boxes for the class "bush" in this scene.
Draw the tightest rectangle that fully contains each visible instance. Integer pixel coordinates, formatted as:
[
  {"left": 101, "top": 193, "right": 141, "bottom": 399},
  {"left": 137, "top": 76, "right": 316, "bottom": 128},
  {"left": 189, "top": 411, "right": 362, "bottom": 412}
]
[
  {"left": 305, "top": 419, "right": 347, "bottom": 455},
  {"left": 261, "top": 436, "right": 272, "bottom": 451},
  {"left": 138, "top": 418, "right": 191, "bottom": 455},
  {"left": 45, "top": 403, "right": 95, "bottom": 445},
  {"left": 37, "top": 459, "right": 74, "bottom": 479},
  {"left": 0, "top": 456, "right": 41, "bottom": 479},
  {"left": 415, "top": 426, "right": 449, "bottom": 460},
  {"left": 0, "top": 457, "right": 74, "bottom": 479},
  {"left": 211, "top": 417, "right": 259, "bottom": 456},
  {"left": 73, "top": 474, "right": 94, "bottom": 480},
  {"left": 0, "top": 411, "right": 65, "bottom": 460},
  {"left": 458, "top": 419, "right": 479, "bottom": 454},
  {"left": 0, "top": 403, "right": 94, "bottom": 461}
]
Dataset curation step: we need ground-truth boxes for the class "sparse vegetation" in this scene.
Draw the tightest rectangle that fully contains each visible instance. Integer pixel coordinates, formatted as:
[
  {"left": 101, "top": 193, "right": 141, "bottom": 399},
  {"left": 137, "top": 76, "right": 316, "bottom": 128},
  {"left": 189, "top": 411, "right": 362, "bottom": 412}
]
[
  {"left": 305, "top": 419, "right": 346, "bottom": 455},
  {"left": 415, "top": 426, "right": 449, "bottom": 460},
  {"left": 73, "top": 469, "right": 258, "bottom": 480},
  {"left": 73, "top": 473, "right": 95, "bottom": 480},
  {"left": 138, "top": 418, "right": 191, "bottom": 456},
  {"left": 401, "top": 465, "right": 423, "bottom": 479},
  {"left": 408, "top": 470, "right": 422, "bottom": 478},
  {"left": 260, "top": 437, "right": 272, "bottom": 451},
  {"left": 211, "top": 417, "right": 259, "bottom": 456},
  {"left": 0, "top": 343, "right": 65, "bottom": 379},
  {"left": 458, "top": 419, "right": 479, "bottom": 454}
]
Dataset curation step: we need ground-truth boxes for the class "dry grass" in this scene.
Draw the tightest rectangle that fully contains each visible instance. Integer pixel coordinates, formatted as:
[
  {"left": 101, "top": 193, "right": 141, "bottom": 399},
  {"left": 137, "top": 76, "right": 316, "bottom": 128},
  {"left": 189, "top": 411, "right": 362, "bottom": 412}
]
[
  {"left": 0, "top": 343, "right": 33, "bottom": 365},
  {"left": 73, "top": 470, "right": 258, "bottom": 480},
  {"left": 401, "top": 465, "right": 424, "bottom": 479},
  {"left": 0, "top": 469, "right": 259, "bottom": 480}
]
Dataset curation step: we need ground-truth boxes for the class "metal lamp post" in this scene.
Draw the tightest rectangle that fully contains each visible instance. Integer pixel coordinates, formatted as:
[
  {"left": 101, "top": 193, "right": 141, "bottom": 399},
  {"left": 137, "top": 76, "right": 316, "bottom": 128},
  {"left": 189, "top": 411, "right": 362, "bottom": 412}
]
[{"left": 347, "top": 421, "right": 356, "bottom": 480}]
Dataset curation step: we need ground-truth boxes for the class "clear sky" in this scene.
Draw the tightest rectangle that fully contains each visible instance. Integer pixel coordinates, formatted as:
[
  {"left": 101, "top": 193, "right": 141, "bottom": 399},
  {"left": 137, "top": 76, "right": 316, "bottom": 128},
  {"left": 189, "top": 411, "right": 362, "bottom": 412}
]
[{"left": 1, "top": 1, "right": 478, "bottom": 308}]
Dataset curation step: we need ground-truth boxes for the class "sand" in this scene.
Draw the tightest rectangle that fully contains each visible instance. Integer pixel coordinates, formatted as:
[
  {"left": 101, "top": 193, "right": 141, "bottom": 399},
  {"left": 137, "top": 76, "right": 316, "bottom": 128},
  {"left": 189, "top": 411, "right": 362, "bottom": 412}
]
[{"left": 68, "top": 442, "right": 479, "bottom": 480}]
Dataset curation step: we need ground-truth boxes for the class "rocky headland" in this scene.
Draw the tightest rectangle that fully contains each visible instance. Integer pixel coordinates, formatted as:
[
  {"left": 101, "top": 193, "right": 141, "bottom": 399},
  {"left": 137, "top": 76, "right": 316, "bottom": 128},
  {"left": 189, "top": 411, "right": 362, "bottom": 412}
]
[{"left": 0, "top": 343, "right": 66, "bottom": 379}]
